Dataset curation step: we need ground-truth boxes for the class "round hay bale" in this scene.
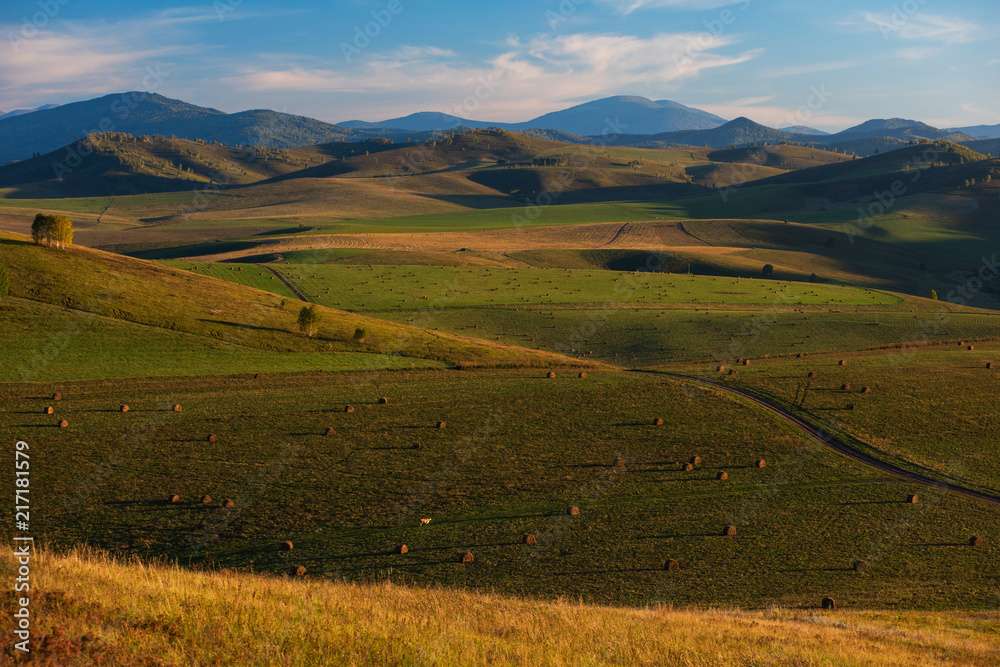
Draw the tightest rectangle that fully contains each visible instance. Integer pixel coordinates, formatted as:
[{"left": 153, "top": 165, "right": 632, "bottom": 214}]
[
  {"left": 344, "top": 405, "right": 355, "bottom": 413},
  {"left": 523, "top": 534, "right": 536, "bottom": 545},
  {"left": 797, "top": 353, "right": 804, "bottom": 359},
  {"left": 168, "top": 494, "right": 180, "bottom": 503},
  {"left": 716, "top": 365, "right": 725, "bottom": 372},
  {"left": 254, "top": 373, "right": 263, "bottom": 380},
  {"left": 207, "top": 434, "right": 218, "bottom": 443},
  {"left": 460, "top": 551, "right": 474, "bottom": 564},
  {"left": 969, "top": 535, "right": 984, "bottom": 547},
  {"left": 292, "top": 566, "right": 307, "bottom": 577},
  {"left": 280, "top": 541, "right": 294, "bottom": 551},
  {"left": 43, "top": 406, "right": 54, "bottom": 415},
  {"left": 58, "top": 419, "right": 69, "bottom": 428},
  {"left": 120, "top": 404, "right": 129, "bottom": 412},
  {"left": 436, "top": 421, "right": 446, "bottom": 429},
  {"left": 722, "top": 525, "right": 737, "bottom": 537},
  {"left": 200, "top": 495, "right": 212, "bottom": 504},
  {"left": 653, "top": 417, "right": 664, "bottom": 426},
  {"left": 568, "top": 506, "right": 580, "bottom": 516},
  {"left": 690, "top": 456, "right": 702, "bottom": 465},
  {"left": 906, "top": 494, "right": 918, "bottom": 503},
  {"left": 378, "top": 397, "right": 389, "bottom": 405},
  {"left": 755, "top": 459, "right": 766, "bottom": 468},
  {"left": 807, "top": 371, "right": 817, "bottom": 378},
  {"left": 396, "top": 544, "right": 409, "bottom": 554},
  {"left": 324, "top": 427, "right": 335, "bottom": 436},
  {"left": 853, "top": 559, "right": 868, "bottom": 572},
  {"left": 579, "top": 372, "right": 588, "bottom": 379},
  {"left": 841, "top": 384, "right": 851, "bottom": 391},
  {"left": 663, "top": 559, "right": 680, "bottom": 572},
  {"left": 822, "top": 597, "right": 836, "bottom": 610},
  {"left": 987, "top": 363, "right": 994, "bottom": 369},
  {"left": 683, "top": 463, "right": 694, "bottom": 472},
  {"left": 839, "top": 359, "right": 847, "bottom": 366},
  {"left": 172, "top": 404, "right": 182, "bottom": 412},
  {"left": 223, "top": 499, "right": 235, "bottom": 508},
  {"left": 613, "top": 457, "right": 626, "bottom": 468},
  {"left": 743, "top": 359, "right": 751, "bottom": 366},
  {"left": 846, "top": 403, "right": 855, "bottom": 410},
  {"left": 547, "top": 371, "right": 557, "bottom": 378},
  {"left": 968, "top": 345, "right": 974, "bottom": 351},
  {"left": 717, "top": 471, "right": 729, "bottom": 481},
  {"left": 413, "top": 442, "right": 422, "bottom": 450},
  {"left": 729, "top": 369, "right": 738, "bottom": 376},
  {"left": 52, "top": 392, "right": 62, "bottom": 400},
  {"left": 958, "top": 341, "right": 965, "bottom": 346},
  {"left": 860, "top": 386, "right": 871, "bottom": 394}
]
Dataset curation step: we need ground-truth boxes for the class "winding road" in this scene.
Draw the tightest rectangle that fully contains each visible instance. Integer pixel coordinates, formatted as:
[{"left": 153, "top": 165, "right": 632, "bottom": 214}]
[
  {"left": 259, "top": 265, "right": 310, "bottom": 302},
  {"left": 653, "top": 371, "right": 1000, "bottom": 507}
]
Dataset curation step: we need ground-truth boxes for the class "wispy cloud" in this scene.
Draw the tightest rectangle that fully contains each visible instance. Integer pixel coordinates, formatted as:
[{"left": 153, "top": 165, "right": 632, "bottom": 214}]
[
  {"left": 599, "top": 0, "right": 749, "bottom": 14},
  {"left": 762, "top": 59, "right": 860, "bottom": 79},
  {"left": 845, "top": 11, "right": 983, "bottom": 44}
]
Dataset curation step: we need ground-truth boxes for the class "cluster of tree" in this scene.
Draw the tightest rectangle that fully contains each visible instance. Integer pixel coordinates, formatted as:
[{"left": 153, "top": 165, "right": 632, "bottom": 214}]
[{"left": 31, "top": 213, "right": 74, "bottom": 249}]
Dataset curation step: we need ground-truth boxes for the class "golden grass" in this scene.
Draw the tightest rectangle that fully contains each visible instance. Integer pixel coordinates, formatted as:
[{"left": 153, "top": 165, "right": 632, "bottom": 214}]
[{"left": 3, "top": 547, "right": 998, "bottom": 666}]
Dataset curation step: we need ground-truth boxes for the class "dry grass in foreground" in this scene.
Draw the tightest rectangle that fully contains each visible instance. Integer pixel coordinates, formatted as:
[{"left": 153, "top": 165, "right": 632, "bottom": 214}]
[{"left": 2, "top": 548, "right": 998, "bottom": 666}]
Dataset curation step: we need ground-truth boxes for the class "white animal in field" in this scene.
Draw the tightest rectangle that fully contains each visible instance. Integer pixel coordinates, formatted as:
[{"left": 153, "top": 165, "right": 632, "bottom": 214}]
[{"left": 420, "top": 518, "right": 431, "bottom": 526}]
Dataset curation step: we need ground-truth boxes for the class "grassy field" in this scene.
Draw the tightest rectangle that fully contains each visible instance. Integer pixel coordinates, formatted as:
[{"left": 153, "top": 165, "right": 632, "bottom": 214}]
[
  {"left": 2, "top": 548, "right": 998, "bottom": 666},
  {"left": 4, "top": 367, "right": 998, "bottom": 611}
]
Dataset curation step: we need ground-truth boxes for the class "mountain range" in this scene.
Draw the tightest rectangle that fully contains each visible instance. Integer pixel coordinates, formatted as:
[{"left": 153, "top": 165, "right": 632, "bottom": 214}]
[{"left": 0, "top": 92, "right": 989, "bottom": 164}]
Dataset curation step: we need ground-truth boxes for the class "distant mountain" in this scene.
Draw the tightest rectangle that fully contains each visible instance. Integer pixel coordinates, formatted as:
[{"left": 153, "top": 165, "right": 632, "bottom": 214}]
[
  {"left": 0, "top": 104, "right": 60, "bottom": 120},
  {"left": 949, "top": 124, "right": 1000, "bottom": 139},
  {"left": 780, "top": 126, "right": 828, "bottom": 135},
  {"left": 0, "top": 93, "right": 413, "bottom": 163},
  {"left": 607, "top": 117, "right": 812, "bottom": 150},
  {"left": 833, "top": 118, "right": 975, "bottom": 143},
  {"left": 340, "top": 96, "right": 727, "bottom": 135}
]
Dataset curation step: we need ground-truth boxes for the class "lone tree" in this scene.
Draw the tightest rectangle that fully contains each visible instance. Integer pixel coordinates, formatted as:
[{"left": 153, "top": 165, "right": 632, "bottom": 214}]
[
  {"left": 31, "top": 213, "right": 74, "bottom": 249},
  {"left": 0, "top": 263, "right": 8, "bottom": 299},
  {"left": 297, "top": 305, "right": 321, "bottom": 337},
  {"left": 353, "top": 327, "right": 367, "bottom": 342},
  {"left": 929, "top": 289, "right": 938, "bottom": 300},
  {"left": 762, "top": 263, "right": 774, "bottom": 276}
]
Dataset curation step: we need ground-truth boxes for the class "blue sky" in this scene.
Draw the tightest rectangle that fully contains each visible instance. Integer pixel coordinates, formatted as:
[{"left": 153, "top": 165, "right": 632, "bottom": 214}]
[{"left": 2, "top": 0, "right": 997, "bottom": 131}]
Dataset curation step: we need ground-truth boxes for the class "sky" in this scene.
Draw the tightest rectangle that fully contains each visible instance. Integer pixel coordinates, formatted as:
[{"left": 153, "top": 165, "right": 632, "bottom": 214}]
[{"left": 1, "top": 0, "right": 997, "bottom": 132}]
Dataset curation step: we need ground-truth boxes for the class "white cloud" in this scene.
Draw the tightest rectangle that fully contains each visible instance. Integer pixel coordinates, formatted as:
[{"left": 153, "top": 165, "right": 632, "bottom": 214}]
[
  {"left": 853, "top": 12, "right": 982, "bottom": 44},
  {"left": 600, "top": 0, "right": 750, "bottom": 14}
]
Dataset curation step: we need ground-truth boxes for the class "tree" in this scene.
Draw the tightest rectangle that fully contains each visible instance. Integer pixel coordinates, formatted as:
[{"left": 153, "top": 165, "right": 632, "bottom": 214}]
[
  {"left": 0, "top": 263, "right": 8, "bottom": 299},
  {"left": 31, "top": 213, "right": 48, "bottom": 245},
  {"left": 929, "top": 289, "right": 938, "bottom": 300},
  {"left": 297, "top": 306, "right": 321, "bottom": 337},
  {"left": 762, "top": 264, "right": 774, "bottom": 276},
  {"left": 353, "top": 327, "right": 367, "bottom": 342},
  {"left": 30, "top": 213, "right": 74, "bottom": 249},
  {"left": 809, "top": 273, "right": 818, "bottom": 283}
]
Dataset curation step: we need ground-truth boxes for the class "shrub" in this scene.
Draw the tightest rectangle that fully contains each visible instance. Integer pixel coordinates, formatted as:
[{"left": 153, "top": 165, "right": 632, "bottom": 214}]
[
  {"left": 761, "top": 264, "right": 774, "bottom": 276},
  {"left": 353, "top": 327, "right": 367, "bottom": 342}
]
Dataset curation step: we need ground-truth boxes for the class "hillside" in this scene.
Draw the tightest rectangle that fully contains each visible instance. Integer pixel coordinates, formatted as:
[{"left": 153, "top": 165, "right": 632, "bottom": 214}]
[{"left": 2, "top": 548, "right": 997, "bottom": 666}]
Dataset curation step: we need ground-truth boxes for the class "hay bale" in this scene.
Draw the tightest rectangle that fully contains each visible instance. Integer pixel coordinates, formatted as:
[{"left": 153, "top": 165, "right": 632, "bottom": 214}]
[
  {"left": 716, "top": 365, "right": 725, "bottom": 372},
  {"left": 683, "top": 463, "right": 694, "bottom": 472},
  {"left": 906, "top": 494, "right": 918, "bottom": 503},
  {"left": 52, "top": 392, "right": 62, "bottom": 400},
  {"left": 460, "top": 551, "right": 474, "bottom": 564},
  {"left": 413, "top": 442, "right": 422, "bottom": 450},
  {"left": 43, "top": 406, "right": 54, "bottom": 415},
  {"left": 223, "top": 499, "right": 235, "bottom": 508},
  {"left": 613, "top": 457, "right": 626, "bottom": 468},
  {"left": 172, "top": 404, "right": 182, "bottom": 412},
  {"left": 722, "top": 525, "right": 737, "bottom": 536},
  {"left": 568, "top": 506, "right": 580, "bottom": 516},
  {"left": 846, "top": 403, "right": 855, "bottom": 410},
  {"left": 839, "top": 359, "right": 847, "bottom": 366},
  {"left": 717, "top": 471, "right": 728, "bottom": 481},
  {"left": 808, "top": 371, "right": 817, "bottom": 378},
  {"left": 280, "top": 541, "right": 294, "bottom": 551},
  {"left": 292, "top": 566, "right": 307, "bottom": 577},
  {"left": 853, "top": 559, "right": 868, "bottom": 572},
  {"left": 344, "top": 405, "right": 355, "bottom": 413},
  {"left": 207, "top": 434, "right": 218, "bottom": 443},
  {"left": 743, "top": 359, "right": 751, "bottom": 366},
  {"left": 690, "top": 456, "right": 702, "bottom": 465},
  {"left": 168, "top": 494, "right": 180, "bottom": 503},
  {"left": 436, "top": 421, "right": 446, "bottom": 429},
  {"left": 755, "top": 459, "right": 766, "bottom": 468},
  {"left": 547, "top": 371, "right": 557, "bottom": 378},
  {"left": 523, "top": 534, "right": 536, "bottom": 545},
  {"left": 797, "top": 353, "right": 804, "bottom": 359},
  {"left": 968, "top": 345, "right": 974, "bottom": 351},
  {"left": 860, "top": 386, "right": 871, "bottom": 394},
  {"left": 579, "top": 372, "right": 588, "bottom": 379},
  {"left": 822, "top": 597, "right": 836, "bottom": 610},
  {"left": 378, "top": 397, "right": 389, "bottom": 405},
  {"left": 729, "top": 369, "right": 738, "bottom": 376},
  {"left": 396, "top": 544, "right": 409, "bottom": 554},
  {"left": 58, "top": 419, "right": 69, "bottom": 428},
  {"left": 841, "top": 384, "right": 851, "bottom": 391},
  {"left": 120, "top": 404, "right": 129, "bottom": 413},
  {"left": 969, "top": 535, "right": 984, "bottom": 547},
  {"left": 653, "top": 417, "right": 664, "bottom": 426},
  {"left": 663, "top": 559, "right": 680, "bottom": 572},
  {"left": 254, "top": 373, "right": 263, "bottom": 380},
  {"left": 324, "top": 427, "right": 335, "bottom": 436},
  {"left": 200, "top": 495, "right": 212, "bottom": 504},
  {"left": 987, "top": 363, "right": 994, "bottom": 369}
]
